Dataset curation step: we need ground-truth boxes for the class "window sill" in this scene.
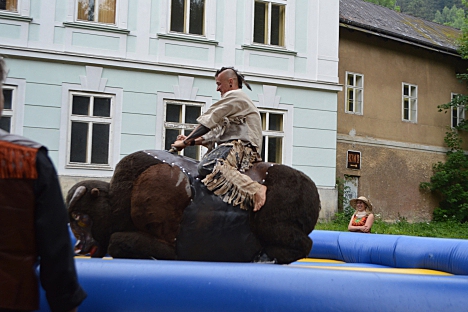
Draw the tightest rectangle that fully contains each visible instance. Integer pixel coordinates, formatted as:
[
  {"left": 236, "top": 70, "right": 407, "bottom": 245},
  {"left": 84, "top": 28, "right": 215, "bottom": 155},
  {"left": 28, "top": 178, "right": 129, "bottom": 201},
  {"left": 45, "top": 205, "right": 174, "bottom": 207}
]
[
  {"left": 66, "top": 163, "right": 113, "bottom": 171},
  {"left": 241, "top": 44, "right": 297, "bottom": 56},
  {"left": 0, "top": 11, "right": 32, "bottom": 22},
  {"left": 157, "top": 32, "right": 218, "bottom": 46},
  {"left": 63, "top": 21, "right": 130, "bottom": 35},
  {"left": 345, "top": 111, "right": 363, "bottom": 115}
]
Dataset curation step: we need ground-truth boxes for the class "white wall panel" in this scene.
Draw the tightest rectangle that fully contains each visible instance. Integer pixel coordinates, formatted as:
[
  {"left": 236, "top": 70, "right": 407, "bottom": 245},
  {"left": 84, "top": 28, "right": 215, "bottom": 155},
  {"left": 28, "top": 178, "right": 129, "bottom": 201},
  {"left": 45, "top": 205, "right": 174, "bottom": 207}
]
[{"left": 293, "top": 127, "right": 336, "bottom": 149}]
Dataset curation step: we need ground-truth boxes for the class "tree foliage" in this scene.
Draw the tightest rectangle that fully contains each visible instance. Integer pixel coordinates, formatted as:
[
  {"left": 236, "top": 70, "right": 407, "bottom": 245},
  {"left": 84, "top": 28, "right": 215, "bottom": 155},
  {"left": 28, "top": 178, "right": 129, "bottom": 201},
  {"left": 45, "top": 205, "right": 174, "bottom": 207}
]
[
  {"left": 420, "top": 43, "right": 468, "bottom": 223},
  {"left": 420, "top": 126, "right": 468, "bottom": 222},
  {"left": 434, "top": 5, "right": 465, "bottom": 28},
  {"left": 363, "top": 0, "right": 466, "bottom": 23},
  {"left": 364, "top": 0, "right": 399, "bottom": 9},
  {"left": 419, "top": 0, "right": 468, "bottom": 222}
]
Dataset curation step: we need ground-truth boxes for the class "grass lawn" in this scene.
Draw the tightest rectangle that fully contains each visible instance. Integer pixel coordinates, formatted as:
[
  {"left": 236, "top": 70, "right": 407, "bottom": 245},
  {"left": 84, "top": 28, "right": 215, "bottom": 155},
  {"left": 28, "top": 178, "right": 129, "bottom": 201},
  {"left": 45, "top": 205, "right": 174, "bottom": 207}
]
[{"left": 315, "top": 214, "right": 468, "bottom": 239}]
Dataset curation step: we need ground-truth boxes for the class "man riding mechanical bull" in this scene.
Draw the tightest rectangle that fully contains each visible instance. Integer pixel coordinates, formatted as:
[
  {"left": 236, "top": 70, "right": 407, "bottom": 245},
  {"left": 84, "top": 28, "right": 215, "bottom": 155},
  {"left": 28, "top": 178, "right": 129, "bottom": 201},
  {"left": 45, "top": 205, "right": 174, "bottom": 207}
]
[
  {"left": 67, "top": 67, "right": 321, "bottom": 264},
  {"left": 171, "top": 67, "right": 267, "bottom": 212}
]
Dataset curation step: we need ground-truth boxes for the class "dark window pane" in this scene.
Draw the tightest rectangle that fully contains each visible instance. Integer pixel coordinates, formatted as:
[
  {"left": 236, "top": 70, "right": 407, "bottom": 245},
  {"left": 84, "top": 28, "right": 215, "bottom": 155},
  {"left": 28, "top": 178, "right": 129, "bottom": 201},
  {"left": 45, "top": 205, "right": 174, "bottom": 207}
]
[
  {"left": 93, "top": 97, "right": 111, "bottom": 117},
  {"left": 189, "top": 0, "right": 204, "bottom": 35},
  {"left": 183, "top": 129, "right": 199, "bottom": 159},
  {"left": 348, "top": 89, "right": 354, "bottom": 111},
  {"left": 184, "top": 145, "right": 198, "bottom": 159},
  {"left": 70, "top": 122, "right": 88, "bottom": 163},
  {"left": 166, "top": 104, "right": 181, "bottom": 122},
  {"left": 2, "top": 89, "right": 12, "bottom": 110},
  {"left": 261, "top": 136, "right": 266, "bottom": 160},
  {"left": 171, "top": 0, "right": 185, "bottom": 32},
  {"left": 91, "top": 123, "right": 110, "bottom": 164},
  {"left": 0, "top": 117, "right": 11, "bottom": 132},
  {"left": 452, "top": 107, "right": 458, "bottom": 127},
  {"left": 347, "top": 74, "right": 354, "bottom": 86},
  {"left": 269, "top": 113, "right": 283, "bottom": 131},
  {"left": 165, "top": 129, "right": 180, "bottom": 151},
  {"left": 403, "top": 85, "right": 409, "bottom": 96},
  {"left": 72, "top": 96, "right": 90, "bottom": 115},
  {"left": 254, "top": 2, "right": 266, "bottom": 44},
  {"left": 185, "top": 105, "right": 201, "bottom": 124},
  {"left": 403, "top": 99, "right": 409, "bottom": 120},
  {"left": 271, "top": 4, "right": 280, "bottom": 45},
  {"left": 268, "top": 137, "right": 282, "bottom": 163}
]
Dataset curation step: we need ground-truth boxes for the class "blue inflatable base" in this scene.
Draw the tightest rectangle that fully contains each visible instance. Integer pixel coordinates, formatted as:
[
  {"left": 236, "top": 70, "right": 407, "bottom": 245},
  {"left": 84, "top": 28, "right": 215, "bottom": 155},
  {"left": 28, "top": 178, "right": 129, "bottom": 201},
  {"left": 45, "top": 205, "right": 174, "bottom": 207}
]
[{"left": 37, "top": 231, "right": 468, "bottom": 311}]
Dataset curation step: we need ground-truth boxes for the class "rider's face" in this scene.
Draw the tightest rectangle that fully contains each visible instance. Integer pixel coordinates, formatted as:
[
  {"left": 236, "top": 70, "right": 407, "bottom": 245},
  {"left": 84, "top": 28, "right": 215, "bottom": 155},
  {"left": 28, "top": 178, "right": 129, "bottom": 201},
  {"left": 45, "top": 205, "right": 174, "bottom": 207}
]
[{"left": 216, "top": 71, "right": 232, "bottom": 97}]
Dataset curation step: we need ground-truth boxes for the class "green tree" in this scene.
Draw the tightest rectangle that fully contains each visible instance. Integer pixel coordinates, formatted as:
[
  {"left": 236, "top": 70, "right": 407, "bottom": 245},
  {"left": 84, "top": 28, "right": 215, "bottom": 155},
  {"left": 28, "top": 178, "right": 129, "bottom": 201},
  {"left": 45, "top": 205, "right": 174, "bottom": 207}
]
[
  {"left": 434, "top": 5, "right": 465, "bottom": 28},
  {"left": 395, "top": 0, "right": 462, "bottom": 20},
  {"left": 420, "top": 122, "right": 468, "bottom": 222},
  {"left": 364, "top": 0, "right": 398, "bottom": 9},
  {"left": 421, "top": 5, "right": 468, "bottom": 221}
]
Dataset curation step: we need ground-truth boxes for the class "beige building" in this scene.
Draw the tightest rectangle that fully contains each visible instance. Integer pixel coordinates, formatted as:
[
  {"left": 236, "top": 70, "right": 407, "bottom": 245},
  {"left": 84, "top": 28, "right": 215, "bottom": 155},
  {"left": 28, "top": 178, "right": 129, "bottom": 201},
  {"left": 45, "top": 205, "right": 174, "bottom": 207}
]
[{"left": 337, "top": 0, "right": 468, "bottom": 221}]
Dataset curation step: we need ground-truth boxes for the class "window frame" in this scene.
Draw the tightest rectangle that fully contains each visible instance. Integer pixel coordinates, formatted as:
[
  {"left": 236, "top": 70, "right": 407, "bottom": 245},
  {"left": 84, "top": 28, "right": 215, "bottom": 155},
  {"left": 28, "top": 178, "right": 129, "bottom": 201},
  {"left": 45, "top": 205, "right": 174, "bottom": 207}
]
[
  {"left": 1, "top": 78, "right": 25, "bottom": 135},
  {"left": 0, "top": 85, "right": 16, "bottom": 133},
  {"left": 345, "top": 72, "right": 364, "bottom": 115},
  {"left": 66, "top": 91, "right": 115, "bottom": 169},
  {"left": 252, "top": 0, "right": 287, "bottom": 47},
  {"left": 163, "top": 99, "right": 205, "bottom": 160},
  {"left": 451, "top": 93, "right": 465, "bottom": 128},
  {"left": 169, "top": 0, "right": 206, "bottom": 36},
  {"left": 259, "top": 108, "right": 286, "bottom": 164},
  {"left": 68, "top": 0, "right": 128, "bottom": 30},
  {"left": 75, "top": 0, "right": 118, "bottom": 25},
  {"left": 59, "top": 67, "right": 123, "bottom": 176},
  {"left": 402, "top": 82, "right": 418, "bottom": 123}
]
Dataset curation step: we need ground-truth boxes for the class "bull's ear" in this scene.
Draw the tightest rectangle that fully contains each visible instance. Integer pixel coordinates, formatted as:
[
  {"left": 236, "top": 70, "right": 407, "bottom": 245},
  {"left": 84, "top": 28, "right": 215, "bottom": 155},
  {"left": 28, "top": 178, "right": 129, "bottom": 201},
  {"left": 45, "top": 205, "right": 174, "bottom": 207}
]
[{"left": 91, "top": 188, "right": 100, "bottom": 198}]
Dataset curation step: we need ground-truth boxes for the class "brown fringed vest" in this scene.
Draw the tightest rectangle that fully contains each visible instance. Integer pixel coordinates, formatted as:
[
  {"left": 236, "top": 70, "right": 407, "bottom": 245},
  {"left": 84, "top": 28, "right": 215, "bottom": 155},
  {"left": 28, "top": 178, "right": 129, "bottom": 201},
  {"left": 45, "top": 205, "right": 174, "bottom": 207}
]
[{"left": 0, "top": 131, "right": 42, "bottom": 310}]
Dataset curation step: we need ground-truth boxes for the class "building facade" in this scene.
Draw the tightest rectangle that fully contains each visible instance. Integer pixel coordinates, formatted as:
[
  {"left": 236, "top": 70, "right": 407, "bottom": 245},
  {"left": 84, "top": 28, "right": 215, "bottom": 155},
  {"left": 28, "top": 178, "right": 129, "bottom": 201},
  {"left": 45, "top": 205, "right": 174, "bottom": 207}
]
[
  {"left": 0, "top": 0, "right": 341, "bottom": 218},
  {"left": 337, "top": 0, "right": 468, "bottom": 221}
]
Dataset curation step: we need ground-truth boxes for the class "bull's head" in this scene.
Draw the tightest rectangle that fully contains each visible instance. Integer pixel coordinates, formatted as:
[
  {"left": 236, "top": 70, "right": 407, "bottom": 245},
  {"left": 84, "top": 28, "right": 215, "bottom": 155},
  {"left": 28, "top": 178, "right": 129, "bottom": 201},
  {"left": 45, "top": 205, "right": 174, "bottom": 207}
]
[{"left": 67, "top": 180, "right": 111, "bottom": 258}]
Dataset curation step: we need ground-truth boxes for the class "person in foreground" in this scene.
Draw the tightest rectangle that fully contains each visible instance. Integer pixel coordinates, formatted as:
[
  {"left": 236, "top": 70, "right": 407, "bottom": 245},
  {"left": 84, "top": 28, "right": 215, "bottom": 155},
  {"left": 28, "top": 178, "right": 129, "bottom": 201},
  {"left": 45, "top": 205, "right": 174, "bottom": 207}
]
[
  {"left": 348, "top": 196, "right": 375, "bottom": 233},
  {"left": 0, "top": 58, "right": 86, "bottom": 311},
  {"left": 171, "top": 66, "right": 267, "bottom": 212}
]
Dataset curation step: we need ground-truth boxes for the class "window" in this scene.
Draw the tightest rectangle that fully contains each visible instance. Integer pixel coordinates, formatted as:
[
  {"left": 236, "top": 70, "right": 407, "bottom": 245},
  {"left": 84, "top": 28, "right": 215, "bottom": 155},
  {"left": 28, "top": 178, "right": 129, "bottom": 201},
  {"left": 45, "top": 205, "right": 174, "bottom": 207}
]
[
  {"left": 164, "top": 100, "right": 203, "bottom": 160},
  {"left": 77, "top": 0, "right": 116, "bottom": 24},
  {"left": 451, "top": 93, "right": 465, "bottom": 128},
  {"left": 253, "top": 0, "right": 286, "bottom": 46},
  {"left": 0, "top": 0, "right": 17, "bottom": 12},
  {"left": 0, "top": 87, "right": 14, "bottom": 132},
  {"left": 170, "top": 0, "right": 205, "bottom": 35},
  {"left": 68, "top": 92, "right": 113, "bottom": 167},
  {"left": 260, "top": 110, "right": 284, "bottom": 163},
  {"left": 345, "top": 72, "right": 363, "bottom": 114},
  {"left": 402, "top": 83, "right": 417, "bottom": 122}
]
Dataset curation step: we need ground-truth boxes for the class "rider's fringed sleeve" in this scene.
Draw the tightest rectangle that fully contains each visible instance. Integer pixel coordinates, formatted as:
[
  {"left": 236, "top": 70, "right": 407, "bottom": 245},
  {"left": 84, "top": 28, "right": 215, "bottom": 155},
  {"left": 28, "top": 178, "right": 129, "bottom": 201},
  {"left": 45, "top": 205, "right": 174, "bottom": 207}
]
[
  {"left": 0, "top": 141, "right": 38, "bottom": 179},
  {"left": 201, "top": 141, "right": 261, "bottom": 210}
]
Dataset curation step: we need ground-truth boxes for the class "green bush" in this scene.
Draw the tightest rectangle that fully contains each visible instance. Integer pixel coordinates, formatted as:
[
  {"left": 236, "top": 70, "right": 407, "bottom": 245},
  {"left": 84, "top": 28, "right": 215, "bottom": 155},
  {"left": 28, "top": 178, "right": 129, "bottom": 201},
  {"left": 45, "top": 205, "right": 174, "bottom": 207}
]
[{"left": 420, "top": 89, "right": 468, "bottom": 222}]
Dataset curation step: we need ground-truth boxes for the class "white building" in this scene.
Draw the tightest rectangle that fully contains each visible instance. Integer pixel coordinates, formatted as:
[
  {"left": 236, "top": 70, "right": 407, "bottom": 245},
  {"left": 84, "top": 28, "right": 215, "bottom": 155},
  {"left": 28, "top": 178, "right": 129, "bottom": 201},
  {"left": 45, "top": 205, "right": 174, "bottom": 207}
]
[{"left": 0, "top": 0, "right": 340, "bottom": 218}]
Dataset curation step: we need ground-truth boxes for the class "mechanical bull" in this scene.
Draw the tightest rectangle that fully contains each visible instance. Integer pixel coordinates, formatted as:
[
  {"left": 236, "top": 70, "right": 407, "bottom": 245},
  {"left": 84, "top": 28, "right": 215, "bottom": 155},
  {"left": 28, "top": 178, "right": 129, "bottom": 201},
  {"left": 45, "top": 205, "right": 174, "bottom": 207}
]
[{"left": 67, "top": 150, "right": 321, "bottom": 264}]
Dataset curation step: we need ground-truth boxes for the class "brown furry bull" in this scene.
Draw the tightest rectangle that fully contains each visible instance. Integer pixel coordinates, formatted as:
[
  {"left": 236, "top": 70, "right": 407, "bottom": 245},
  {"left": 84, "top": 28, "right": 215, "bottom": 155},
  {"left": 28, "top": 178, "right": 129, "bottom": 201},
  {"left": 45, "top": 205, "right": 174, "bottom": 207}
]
[{"left": 67, "top": 150, "right": 321, "bottom": 264}]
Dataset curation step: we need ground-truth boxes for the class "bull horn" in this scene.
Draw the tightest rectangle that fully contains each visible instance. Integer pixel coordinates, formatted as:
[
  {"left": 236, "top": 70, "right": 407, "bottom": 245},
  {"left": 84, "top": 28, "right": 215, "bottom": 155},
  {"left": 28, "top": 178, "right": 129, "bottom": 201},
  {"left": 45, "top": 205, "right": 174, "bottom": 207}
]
[{"left": 68, "top": 186, "right": 87, "bottom": 209}]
